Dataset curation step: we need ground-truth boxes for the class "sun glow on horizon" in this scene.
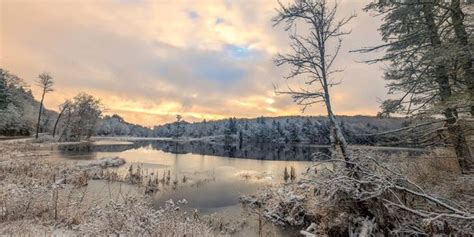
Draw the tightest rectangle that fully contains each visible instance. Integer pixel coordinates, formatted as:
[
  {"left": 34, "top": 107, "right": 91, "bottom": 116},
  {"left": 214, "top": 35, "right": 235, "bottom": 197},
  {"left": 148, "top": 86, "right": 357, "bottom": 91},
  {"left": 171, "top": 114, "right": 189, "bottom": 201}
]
[{"left": 2, "top": 0, "right": 387, "bottom": 126}]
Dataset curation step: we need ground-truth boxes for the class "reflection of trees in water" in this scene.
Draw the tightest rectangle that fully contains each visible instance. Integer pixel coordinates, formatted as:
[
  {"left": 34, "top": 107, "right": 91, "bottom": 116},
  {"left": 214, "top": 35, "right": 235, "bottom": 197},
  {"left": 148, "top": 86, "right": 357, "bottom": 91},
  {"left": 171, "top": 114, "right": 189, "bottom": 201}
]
[
  {"left": 149, "top": 141, "right": 331, "bottom": 161},
  {"left": 58, "top": 140, "right": 425, "bottom": 161},
  {"left": 58, "top": 142, "right": 143, "bottom": 155}
]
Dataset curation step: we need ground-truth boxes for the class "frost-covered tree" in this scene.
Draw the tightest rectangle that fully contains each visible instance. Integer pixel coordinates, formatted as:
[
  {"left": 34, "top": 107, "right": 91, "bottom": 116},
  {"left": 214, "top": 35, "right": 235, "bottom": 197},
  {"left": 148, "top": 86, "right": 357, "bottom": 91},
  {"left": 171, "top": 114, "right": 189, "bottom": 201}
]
[
  {"left": 224, "top": 117, "right": 238, "bottom": 138},
  {"left": 302, "top": 118, "right": 319, "bottom": 143},
  {"left": 174, "top": 114, "right": 184, "bottom": 138},
  {"left": 59, "top": 93, "right": 101, "bottom": 141},
  {"left": 273, "top": 0, "right": 355, "bottom": 162},
  {"left": 286, "top": 121, "right": 300, "bottom": 143},
  {"left": 448, "top": 0, "right": 473, "bottom": 115},
  {"left": 0, "top": 69, "right": 39, "bottom": 136},
  {"left": 53, "top": 100, "right": 70, "bottom": 138},
  {"left": 152, "top": 115, "right": 406, "bottom": 146},
  {"left": 96, "top": 114, "right": 152, "bottom": 137},
  {"left": 35, "top": 72, "right": 54, "bottom": 139},
  {"left": 360, "top": 1, "right": 459, "bottom": 117},
  {"left": 357, "top": 0, "right": 473, "bottom": 116},
  {"left": 0, "top": 104, "right": 28, "bottom": 135},
  {"left": 359, "top": 0, "right": 473, "bottom": 171},
  {"left": 0, "top": 70, "right": 8, "bottom": 110}
]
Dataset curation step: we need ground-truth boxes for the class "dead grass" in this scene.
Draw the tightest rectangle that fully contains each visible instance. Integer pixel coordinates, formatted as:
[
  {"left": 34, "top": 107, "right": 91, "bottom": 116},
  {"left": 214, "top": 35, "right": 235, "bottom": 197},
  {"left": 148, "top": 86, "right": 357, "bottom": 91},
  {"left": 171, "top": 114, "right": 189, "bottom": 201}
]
[
  {"left": 241, "top": 148, "right": 474, "bottom": 236},
  {"left": 0, "top": 142, "right": 211, "bottom": 236}
]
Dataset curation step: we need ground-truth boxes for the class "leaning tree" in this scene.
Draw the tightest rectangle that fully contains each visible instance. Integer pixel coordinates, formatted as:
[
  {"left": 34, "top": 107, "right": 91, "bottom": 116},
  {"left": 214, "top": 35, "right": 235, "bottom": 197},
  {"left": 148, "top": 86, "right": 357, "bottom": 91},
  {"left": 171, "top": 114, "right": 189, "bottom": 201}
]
[
  {"left": 273, "top": 0, "right": 355, "bottom": 163},
  {"left": 52, "top": 100, "right": 71, "bottom": 138}
]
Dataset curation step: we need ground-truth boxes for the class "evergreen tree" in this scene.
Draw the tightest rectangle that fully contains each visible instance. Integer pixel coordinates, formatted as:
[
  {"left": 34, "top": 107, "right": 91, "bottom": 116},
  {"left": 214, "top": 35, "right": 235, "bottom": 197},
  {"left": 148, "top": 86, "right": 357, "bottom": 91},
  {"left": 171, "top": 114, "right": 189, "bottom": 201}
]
[
  {"left": 302, "top": 118, "right": 317, "bottom": 143},
  {"left": 0, "top": 70, "right": 9, "bottom": 109},
  {"left": 360, "top": 0, "right": 473, "bottom": 171}
]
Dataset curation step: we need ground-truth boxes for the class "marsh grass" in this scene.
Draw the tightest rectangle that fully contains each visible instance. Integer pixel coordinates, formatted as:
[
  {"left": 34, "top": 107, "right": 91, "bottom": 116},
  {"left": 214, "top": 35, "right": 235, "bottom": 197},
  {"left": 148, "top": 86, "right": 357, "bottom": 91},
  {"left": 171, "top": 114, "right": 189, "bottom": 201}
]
[{"left": 0, "top": 143, "right": 211, "bottom": 236}]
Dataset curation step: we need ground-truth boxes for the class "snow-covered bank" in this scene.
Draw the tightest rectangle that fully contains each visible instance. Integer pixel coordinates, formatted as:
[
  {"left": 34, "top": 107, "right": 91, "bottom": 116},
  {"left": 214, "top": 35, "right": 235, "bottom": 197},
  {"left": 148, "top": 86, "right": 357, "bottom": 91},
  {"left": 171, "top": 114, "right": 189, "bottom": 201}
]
[
  {"left": 241, "top": 149, "right": 474, "bottom": 236},
  {"left": 0, "top": 143, "right": 211, "bottom": 236}
]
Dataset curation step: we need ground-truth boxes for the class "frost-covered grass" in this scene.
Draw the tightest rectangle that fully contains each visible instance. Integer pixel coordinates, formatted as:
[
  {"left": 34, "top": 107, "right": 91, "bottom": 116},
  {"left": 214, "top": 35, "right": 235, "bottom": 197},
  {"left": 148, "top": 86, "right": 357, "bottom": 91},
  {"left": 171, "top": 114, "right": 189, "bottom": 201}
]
[
  {"left": 0, "top": 143, "right": 211, "bottom": 236},
  {"left": 241, "top": 149, "right": 474, "bottom": 236}
]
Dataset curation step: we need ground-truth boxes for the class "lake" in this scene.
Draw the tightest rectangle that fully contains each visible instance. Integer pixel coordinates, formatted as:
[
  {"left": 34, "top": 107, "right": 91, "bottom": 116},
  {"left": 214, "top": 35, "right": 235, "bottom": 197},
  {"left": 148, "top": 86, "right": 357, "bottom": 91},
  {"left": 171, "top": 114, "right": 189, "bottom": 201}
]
[
  {"left": 46, "top": 140, "right": 323, "bottom": 210},
  {"left": 38, "top": 139, "right": 426, "bottom": 236}
]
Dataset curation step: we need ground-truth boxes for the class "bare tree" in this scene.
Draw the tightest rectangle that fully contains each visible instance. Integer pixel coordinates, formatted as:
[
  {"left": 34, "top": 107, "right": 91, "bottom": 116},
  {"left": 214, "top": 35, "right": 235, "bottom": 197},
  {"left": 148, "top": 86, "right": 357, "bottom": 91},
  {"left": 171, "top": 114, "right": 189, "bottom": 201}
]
[
  {"left": 35, "top": 72, "right": 54, "bottom": 139},
  {"left": 273, "top": 0, "right": 355, "bottom": 163}
]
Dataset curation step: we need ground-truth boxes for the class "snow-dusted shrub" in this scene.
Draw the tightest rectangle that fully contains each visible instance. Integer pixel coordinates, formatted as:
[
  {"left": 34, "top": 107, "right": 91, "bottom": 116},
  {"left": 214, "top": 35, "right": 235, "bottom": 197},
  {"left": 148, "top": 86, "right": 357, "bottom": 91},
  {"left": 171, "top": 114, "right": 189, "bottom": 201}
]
[
  {"left": 0, "top": 143, "right": 211, "bottom": 236},
  {"left": 242, "top": 150, "right": 474, "bottom": 236},
  {"left": 82, "top": 156, "right": 126, "bottom": 168},
  {"left": 316, "top": 152, "right": 473, "bottom": 235},
  {"left": 241, "top": 186, "right": 311, "bottom": 227},
  {"left": 78, "top": 196, "right": 211, "bottom": 236}
]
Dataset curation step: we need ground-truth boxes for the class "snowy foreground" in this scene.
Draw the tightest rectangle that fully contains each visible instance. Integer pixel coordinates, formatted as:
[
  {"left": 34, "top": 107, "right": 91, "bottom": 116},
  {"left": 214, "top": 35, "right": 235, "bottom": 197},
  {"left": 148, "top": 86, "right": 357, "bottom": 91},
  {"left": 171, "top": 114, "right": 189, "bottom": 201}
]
[
  {"left": 241, "top": 148, "right": 474, "bottom": 236},
  {"left": 0, "top": 142, "right": 212, "bottom": 236},
  {"left": 1, "top": 140, "right": 473, "bottom": 236}
]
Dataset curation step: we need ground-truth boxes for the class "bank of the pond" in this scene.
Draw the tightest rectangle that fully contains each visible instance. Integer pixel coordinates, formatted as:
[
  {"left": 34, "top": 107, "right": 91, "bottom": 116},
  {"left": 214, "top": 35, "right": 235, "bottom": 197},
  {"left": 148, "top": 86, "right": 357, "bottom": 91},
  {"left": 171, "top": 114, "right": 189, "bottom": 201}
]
[
  {"left": 0, "top": 142, "right": 214, "bottom": 236},
  {"left": 3, "top": 138, "right": 458, "bottom": 236},
  {"left": 0, "top": 140, "right": 307, "bottom": 236}
]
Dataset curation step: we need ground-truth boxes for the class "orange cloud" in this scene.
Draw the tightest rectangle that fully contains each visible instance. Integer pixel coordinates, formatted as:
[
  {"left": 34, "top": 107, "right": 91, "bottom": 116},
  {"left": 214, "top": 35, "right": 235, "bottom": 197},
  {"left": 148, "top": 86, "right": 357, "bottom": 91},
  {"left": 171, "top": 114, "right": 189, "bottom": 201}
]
[{"left": 1, "top": 0, "right": 387, "bottom": 126}]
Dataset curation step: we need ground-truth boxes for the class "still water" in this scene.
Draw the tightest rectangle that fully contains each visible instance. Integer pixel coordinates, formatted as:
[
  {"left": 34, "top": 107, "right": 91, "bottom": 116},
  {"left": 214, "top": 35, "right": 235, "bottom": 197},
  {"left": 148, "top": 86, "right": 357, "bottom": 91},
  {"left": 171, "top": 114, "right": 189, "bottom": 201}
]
[
  {"left": 49, "top": 140, "right": 322, "bottom": 212},
  {"left": 41, "top": 139, "right": 425, "bottom": 236},
  {"left": 46, "top": 139, "right": 425, "bottom": 212}
]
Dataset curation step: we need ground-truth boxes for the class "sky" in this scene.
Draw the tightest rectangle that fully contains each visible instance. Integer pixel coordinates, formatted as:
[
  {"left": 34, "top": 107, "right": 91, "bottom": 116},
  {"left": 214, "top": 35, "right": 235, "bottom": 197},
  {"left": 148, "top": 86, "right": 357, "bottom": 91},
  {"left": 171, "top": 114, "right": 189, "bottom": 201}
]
[{"left": 1, "top": 0, "right": 387, "bottom": 126}]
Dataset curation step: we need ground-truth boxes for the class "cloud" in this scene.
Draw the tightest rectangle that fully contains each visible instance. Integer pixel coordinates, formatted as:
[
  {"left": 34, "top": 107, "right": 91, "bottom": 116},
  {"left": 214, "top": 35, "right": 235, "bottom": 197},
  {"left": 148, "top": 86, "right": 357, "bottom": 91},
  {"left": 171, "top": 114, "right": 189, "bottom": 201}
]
[{"left": 1, "top": 0, "right": 387, "bottom": 126}]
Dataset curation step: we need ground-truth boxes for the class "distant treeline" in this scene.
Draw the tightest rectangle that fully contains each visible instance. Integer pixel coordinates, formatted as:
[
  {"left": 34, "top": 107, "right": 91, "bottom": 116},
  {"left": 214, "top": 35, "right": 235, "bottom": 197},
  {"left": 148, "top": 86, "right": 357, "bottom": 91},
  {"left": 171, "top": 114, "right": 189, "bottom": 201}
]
[
  {"left": 152, "top": 116, "right": 410, "bottom": 146},
  {"left": 0, "top": 69, "right": 411, "bottom": 146},
  {"left": 96, "top": 114, "right": 153, "bottom": 137}
]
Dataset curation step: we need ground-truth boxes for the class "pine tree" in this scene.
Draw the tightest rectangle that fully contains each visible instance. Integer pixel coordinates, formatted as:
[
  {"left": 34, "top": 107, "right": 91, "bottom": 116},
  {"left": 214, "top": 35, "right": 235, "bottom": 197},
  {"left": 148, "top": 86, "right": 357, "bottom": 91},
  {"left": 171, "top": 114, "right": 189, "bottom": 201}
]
[
  {"left": 360, "top": 0, "right": 473, "bottom": 171},
  {"left": 0, "top": 70, "right": 9, "bottom": 110}
]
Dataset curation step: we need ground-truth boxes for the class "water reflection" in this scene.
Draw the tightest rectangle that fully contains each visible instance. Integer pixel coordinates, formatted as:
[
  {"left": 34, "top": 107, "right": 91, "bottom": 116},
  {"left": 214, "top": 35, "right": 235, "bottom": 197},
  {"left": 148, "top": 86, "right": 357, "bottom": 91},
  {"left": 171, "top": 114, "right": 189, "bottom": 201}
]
[
  {"left": 56, "top": 140, "right": 333, "bottom": 161},
  {"left": 36, "top": 139, "right": 428, "bottom": 237},
  {"left": 56, "top": 140, "right": 425, "bottom": 161},
  {"left": 50, "top": 139, "right": 425, "bottom": 213},
  {"left": 51, "top": 140, "right": 319, "bottom": 211}
]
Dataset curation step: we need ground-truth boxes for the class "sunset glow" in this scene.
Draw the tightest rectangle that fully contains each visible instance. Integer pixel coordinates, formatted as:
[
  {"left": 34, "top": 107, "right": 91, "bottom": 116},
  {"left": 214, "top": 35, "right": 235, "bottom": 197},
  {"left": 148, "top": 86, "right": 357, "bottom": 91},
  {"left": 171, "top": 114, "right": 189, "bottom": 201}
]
[{"left": 1, "top": 0, "right": 386, "bottom": 126}]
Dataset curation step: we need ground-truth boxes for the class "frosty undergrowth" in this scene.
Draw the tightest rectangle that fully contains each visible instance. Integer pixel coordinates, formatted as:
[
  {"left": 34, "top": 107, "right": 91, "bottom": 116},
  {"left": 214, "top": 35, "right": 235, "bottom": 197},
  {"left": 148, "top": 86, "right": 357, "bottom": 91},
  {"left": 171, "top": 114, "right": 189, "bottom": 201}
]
[
  {"left": 241, "top": 149, "right": 474, "bottom": 236},
  {"left": 0, "top": 142, "right": 211, "bottom": 236}
]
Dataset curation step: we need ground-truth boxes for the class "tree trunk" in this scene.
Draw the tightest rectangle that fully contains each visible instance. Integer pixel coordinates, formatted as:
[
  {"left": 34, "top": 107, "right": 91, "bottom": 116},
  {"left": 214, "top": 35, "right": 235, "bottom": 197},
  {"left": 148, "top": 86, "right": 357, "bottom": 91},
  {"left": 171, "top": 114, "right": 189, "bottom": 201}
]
[
  {"left": 52, "top": 106, "right": 67, "bottom": 138},
  {"left": 59, "top": 110, "right": 71, "bottom": 142},
  {"left": 327, "top": 115, "right": 352, "bottom": 160},
  {"left": 447, "top": 123, "right": 473, "bottom": 172},
  {"left": 316, "top": 25, "right": 352, "bottom": 164},
  {"left": 323, "top": 88, "right": 352, "bottom": 164},
  {"left": 35, "top": 90, "right": 46, "bottom": 139},
  {"left": 450, "top": 0, "right": 474, "bottom": 116},
  {"left": 423, "top": 3, "right": 472, "bottom": 172}
]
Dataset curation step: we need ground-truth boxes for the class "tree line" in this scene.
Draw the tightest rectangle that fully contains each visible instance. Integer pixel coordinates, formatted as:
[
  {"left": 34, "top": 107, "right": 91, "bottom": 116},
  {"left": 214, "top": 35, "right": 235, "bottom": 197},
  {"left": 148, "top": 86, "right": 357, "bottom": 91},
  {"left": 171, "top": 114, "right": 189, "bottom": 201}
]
[
  {"left": 153, "top": 115, "right": 410, "bottom": 146},
  {"left": 0, "top": 68, "right": 438, "bottom": 147},
  {"left": 0, "top": 69, "right": 101, "bottom": 141}
]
